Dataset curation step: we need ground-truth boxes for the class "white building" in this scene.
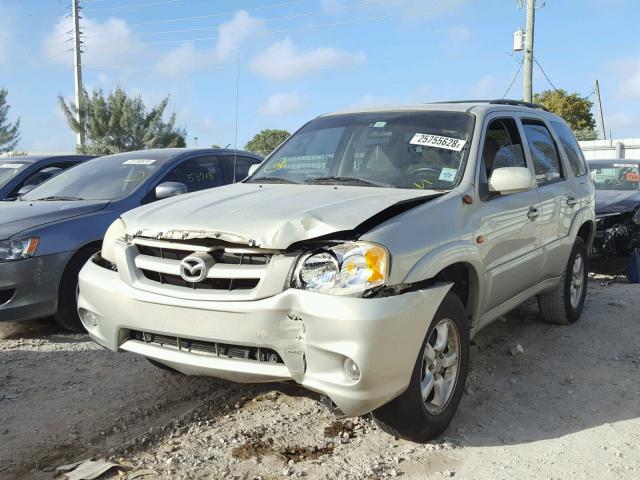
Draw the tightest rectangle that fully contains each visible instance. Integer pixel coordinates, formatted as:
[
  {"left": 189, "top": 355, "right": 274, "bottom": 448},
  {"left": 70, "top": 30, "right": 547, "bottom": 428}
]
[{"left": 579, "top": 138, "right": 640, "bottom": 161}]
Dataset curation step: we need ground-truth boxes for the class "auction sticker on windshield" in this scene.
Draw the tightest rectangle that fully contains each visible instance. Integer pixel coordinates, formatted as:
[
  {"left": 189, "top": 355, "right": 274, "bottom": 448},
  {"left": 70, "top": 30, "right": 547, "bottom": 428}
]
[
  {"left": 410, "top": 134, "right": 466, "bottom": 152},
  {"left": 0, "top": 163, "right": 24, "bottom": 169},
  {"left": 123, "top": 159, "right": 156, "bottom": 165}
]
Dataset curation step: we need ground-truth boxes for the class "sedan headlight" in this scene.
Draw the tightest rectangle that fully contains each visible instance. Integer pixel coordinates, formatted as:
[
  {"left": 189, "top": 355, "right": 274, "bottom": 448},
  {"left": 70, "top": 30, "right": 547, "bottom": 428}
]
[
  {"left": 0, "top": 237, "right": 39, "bottom": 262},
  {"left": 293, "top": 242, "right": 389, "bottom": 296},
  {"left": 101, "top": 218, "right": 126, "bottom": 264}
]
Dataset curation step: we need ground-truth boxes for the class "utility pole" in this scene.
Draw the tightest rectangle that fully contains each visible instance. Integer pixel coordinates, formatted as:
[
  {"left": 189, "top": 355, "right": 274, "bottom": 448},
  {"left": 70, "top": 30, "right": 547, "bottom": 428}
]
[
  {"left": 594, "top": 79, "right": 606, "bottom": 140},
  {"left": 523, "top": 0, "right": 535, "bottom": 102},
  {"left": 72, "top": 0, "right": 85, "bottom": 148}
]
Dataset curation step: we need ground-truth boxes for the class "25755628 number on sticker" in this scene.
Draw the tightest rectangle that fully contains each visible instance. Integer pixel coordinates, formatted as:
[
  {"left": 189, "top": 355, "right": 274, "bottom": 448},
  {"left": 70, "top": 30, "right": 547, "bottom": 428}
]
[{"left": 410, "top": 134, "right": 466, "bottom": 152}]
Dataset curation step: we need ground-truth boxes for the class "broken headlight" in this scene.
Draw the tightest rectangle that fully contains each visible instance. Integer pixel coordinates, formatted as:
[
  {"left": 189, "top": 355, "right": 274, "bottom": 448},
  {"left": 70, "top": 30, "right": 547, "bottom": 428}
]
[
  {"left": 101, "top": 218, "right": 126, "bottom": 264},
  {"left": 293, "top": 242, "right": 389, "bottom": 296},
  {"left": 0, "top": 237, "right": 39, "bottom": 262}
]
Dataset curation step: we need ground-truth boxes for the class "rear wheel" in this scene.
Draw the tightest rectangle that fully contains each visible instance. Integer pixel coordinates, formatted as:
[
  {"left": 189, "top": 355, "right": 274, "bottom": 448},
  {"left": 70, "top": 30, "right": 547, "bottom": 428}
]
[
  {"left": 538, "top": 237, "right": 588, "bottom": 325},
  {"left": 372, "top": 292, "right": 470, "bottom": 442},
  {"left": 54, "top": 246, "right": 99, "bottom": 332}
]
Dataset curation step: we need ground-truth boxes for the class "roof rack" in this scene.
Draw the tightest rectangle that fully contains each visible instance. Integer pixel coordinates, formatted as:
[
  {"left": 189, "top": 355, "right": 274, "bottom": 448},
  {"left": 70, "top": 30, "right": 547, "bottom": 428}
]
[{"left": 430, "top": 99, "right": 549, "bottom": 112}]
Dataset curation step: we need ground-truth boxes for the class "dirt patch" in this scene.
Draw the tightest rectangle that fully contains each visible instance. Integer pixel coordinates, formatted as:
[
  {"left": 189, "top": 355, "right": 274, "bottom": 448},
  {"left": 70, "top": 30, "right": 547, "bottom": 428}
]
[{"left": 1, "top": 280, "right": 639, "bottom": 479}]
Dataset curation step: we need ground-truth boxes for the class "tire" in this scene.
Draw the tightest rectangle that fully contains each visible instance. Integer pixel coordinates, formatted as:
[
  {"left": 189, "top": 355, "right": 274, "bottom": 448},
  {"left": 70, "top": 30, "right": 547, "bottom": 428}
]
[
  {"left": 146, "top": 358, "right": 181, "bottom": 374},
  {"left": 372, "top": 292, "right": 470, "bottom": 442},
  {"left": 54, "top": 246, "right": 99, "bottom": 332},
  {"left": 538, "top": 237, "right": 588, "bottom": 325}
]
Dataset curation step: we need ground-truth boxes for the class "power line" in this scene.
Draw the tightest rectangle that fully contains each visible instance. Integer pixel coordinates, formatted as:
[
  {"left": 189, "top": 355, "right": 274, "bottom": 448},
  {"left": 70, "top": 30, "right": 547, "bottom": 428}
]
[
  {"left": 130, "top": 0, "right": 382, "bottom": 37},
  {"left": 534, "top": 57, "right": 558, "bottom": 91},
  {"left": 128, "top": 0, "right": 307, "bottom": 26},
  {"left": 502, "top": 58, "right": 524, "bottom": 98},
  {"left": 84, "top": 0, "right": 184, "bottom": 12},
  {"left": 134, "top": 11, "right": 401, "bottom": 45}
]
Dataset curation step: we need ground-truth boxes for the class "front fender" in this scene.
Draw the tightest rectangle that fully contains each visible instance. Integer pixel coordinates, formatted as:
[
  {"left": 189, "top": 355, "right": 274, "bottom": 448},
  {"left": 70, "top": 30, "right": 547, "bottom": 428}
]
[{"left": 402, "top": 240, "right": 485, "bottom": 284}]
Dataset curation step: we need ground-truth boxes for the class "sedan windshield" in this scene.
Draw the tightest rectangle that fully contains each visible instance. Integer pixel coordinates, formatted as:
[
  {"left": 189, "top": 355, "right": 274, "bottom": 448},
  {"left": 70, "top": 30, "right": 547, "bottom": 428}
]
[
  {"left": 22, "top": 154, "right": 164, "bottom": 201},
  {"left": 248, "top": 111, "right": 475, "bottom": 190},
  {"left": 0, "top": 161, "right": 29, "bottom": 187},
  {"left": 590, "top": 163, "right": 640, "bottom": 191}
]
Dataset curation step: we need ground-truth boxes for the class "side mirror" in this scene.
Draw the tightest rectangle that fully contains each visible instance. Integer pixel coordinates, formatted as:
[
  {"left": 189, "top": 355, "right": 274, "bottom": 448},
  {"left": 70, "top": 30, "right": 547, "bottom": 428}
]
[
  {"left": 155, "top": 182, "right": 188, "bottom": 200},
  {"left": 17, "top": 184, "right": 36, "bottom": 196},
  {"left": 489, "top": 167, "right": 535, "bottom": 195},
  {"left": 248, "top": 164, "right": 260, "bottom": 177}
]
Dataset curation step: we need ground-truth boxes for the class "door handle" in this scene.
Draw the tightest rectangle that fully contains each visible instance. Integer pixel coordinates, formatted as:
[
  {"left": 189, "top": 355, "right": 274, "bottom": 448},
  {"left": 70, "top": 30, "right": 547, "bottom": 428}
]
[
  {"left": 527, "top": 206, "right": 540, "bottom": 219},
  {"left": 567, "top": 196, "right": 578, "bottom": 207}
]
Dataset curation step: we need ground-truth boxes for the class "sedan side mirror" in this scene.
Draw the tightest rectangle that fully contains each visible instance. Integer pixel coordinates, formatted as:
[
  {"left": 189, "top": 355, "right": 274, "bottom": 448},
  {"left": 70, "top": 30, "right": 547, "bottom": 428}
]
[
  {"left": 248, "top": 164, "right": 260, "bottom": 177},
  {"left": 489, "top": 167, "right": 535, "bottom": 195},
  {"left": 156, "top": 182, "right": 188, "bottom": 200},
  {"left": 17, "top": 184, "right": 36, "bottom": 196}
]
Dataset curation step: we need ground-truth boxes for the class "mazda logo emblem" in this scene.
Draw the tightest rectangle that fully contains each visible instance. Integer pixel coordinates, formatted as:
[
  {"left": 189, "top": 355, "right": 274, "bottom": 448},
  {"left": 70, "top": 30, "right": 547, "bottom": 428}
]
[{"left": 179, "top": 253, "right": 214, "bottom": 283}]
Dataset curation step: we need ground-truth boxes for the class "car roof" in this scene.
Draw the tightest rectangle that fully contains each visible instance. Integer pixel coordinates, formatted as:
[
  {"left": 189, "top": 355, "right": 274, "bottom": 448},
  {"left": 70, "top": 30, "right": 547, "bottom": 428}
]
[
  {"left": 99, "top": 148, "right": 262, "bottom": 162},
  {"left": 322, "top": 99, "right": 555, "bottom": 118},
  {"left": 0, "top": 154, "right": 93, "bottom": 165}
]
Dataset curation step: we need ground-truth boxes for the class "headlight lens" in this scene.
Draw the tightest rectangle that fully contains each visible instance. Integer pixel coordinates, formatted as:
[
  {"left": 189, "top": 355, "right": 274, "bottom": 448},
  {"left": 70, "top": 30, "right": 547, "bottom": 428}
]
[
  {"left": 0, "top": 237, "right": 39, "bottom": 262},
  {"left": 294, "top": 242, "right": 388, "bottom": 296},
  {"left": 101, "top": 218, "right": 126, "bottom": 264}
]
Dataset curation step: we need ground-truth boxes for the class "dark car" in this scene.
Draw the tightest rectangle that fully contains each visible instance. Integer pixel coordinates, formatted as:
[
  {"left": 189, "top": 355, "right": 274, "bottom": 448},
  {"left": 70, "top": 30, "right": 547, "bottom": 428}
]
[
  {"left": 0, "top": 155, "right": 94, "bottom": 200},
  {"left": 0, "top": 148, "right": 261, "bottom": 330},
  {"left": 588, "top": 159, "right": 640, "bottom": 257}
]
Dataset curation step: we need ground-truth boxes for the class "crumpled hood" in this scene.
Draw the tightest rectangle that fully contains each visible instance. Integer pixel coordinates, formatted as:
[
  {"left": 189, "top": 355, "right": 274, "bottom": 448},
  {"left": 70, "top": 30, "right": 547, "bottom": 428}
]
[
  {"left": 595, "top": 190, "right": 640, "bottom": 216},
  {"left": 123, "top": 183, "right": 440, "bottom": 249},
  {"left": 0, "top": 200, "right": 109, "bottom": 239}
]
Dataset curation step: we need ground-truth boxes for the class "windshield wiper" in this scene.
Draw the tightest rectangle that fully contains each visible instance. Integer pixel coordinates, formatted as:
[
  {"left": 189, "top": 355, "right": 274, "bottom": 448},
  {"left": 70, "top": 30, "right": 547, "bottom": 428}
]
[
  {"left": 31, "top": 196, "right": 85, "bottom": 201},
  {"left": 305, "top": 176, "right": 390, "bottom": 187},
  {"left": 246, "top": 176, "right": 301, "bottom": 184}
]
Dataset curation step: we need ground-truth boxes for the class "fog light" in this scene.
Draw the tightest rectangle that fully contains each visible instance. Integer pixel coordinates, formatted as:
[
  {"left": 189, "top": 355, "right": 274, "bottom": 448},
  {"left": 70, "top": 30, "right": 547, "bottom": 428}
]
[
  {"left": 79, "top": 308, "right": 98, "bottom": 327},
  {"left": 344, "top": 358, "right": 361, "bottom": 381}
]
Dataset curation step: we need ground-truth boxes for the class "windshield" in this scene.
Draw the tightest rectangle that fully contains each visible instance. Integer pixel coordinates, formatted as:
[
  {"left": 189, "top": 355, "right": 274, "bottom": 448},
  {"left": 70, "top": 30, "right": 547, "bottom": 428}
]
[
  {"left": 22, "top": 154, "right": 163, "bottom": 201},
  {"left": 589, "top": 163, "right": 640, "bottom": 191},
  {"left": 248, "top": 111, "right": 475, "bottom": 190},
  {"left": 0, "top": 161, "right": 29, "bottom": 187}
]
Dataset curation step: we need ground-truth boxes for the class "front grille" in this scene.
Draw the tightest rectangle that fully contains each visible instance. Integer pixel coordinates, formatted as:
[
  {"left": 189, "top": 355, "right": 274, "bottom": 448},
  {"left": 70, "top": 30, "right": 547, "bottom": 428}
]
[
  {"left": 0, "top": 289, "right": 15, "bottom": 305},
  {"left": 129, "top": 330, "right": 284, "bottom": 364},
  {"left": 132, "top": 238, "right": 272, "bottom": 294},
  {"left": 140, "top": 269, "right": 259, "bottom": 291},
  {"left": 137, "top": 245, "right": 271, "bottom": 265}
]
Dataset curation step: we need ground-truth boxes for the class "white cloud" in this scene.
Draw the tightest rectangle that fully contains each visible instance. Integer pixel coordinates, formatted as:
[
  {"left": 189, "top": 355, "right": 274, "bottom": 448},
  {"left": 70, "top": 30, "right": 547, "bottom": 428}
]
[
  {"left": 0, "top": 2, "right": 15, "bottom": 64},
  {"left": 347, "top": 94, "right": 396, "bottom": 110},
  {"left": 259, "top": 92, "right": 305, "bottom": 116},
  {"left": 321, "top": 0, "right": 346, "bottom": 14},
  {"left": 613, "top": 57, "right": 640, "bottom": 100},
  {"left": 250, "top": 38, "right": 365, "bottom": 80},
  {"left": 446, "top": 25, "right": 471, "bottom": 45},
  {"left": 156, "top": 11, "right": 264, "bottom": 75},
  {"left": 43, "top": 16, "right": 144, "bottom": 67},
  {"left": 469, "top": 75, "right": 499, "bottom": 98}
]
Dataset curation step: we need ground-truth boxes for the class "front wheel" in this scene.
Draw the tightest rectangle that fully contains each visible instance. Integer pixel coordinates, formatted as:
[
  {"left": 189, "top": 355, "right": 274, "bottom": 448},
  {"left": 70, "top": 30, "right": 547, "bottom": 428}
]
[
  {"left": 372, "top": 292, "right": 470, "bottom": 442},
  {"left": 54, "top": 246, "right": 99, "bottom": 332},
  {"left": 538, "top": 237, "right": 588, "bottom": 325}
]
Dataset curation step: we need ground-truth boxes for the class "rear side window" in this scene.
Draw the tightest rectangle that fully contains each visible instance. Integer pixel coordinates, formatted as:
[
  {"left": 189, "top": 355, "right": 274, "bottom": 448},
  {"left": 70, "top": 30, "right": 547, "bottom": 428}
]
[
  {"left": 522, "top": 120, "right": 563, "bottom": 186},
  {"left": 225, "top": 156, "right": 259, "bottom": 181},
  {"left": 551, "top": 120, "right": 587, "bottom": 177}
]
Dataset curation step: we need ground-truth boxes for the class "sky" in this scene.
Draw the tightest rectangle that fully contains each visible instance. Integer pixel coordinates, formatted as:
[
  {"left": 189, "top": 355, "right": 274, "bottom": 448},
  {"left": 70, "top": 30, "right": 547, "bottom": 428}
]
[{"left": 1, "top": 0, "right": 639, "bottom": 153}]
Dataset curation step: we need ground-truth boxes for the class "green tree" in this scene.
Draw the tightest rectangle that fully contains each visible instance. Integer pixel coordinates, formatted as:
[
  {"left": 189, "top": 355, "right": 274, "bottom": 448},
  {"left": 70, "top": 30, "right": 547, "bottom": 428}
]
[
  {"left": 0, "top": 87, "right": 20, "bottom": 153},
  {"left": 533, "top": 89, "right": 597, "bottom": 140},
  {"left": 58, "top": 87, "right": 186, "bottom": 155},
  {"left": 245, "top": 129, "right": 290, "bottom": 156}
]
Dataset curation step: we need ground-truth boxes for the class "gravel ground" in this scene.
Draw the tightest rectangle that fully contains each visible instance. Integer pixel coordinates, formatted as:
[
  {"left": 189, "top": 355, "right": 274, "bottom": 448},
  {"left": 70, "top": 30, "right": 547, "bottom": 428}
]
[{"left": 1, "top": 278, "right": 639, "bottom": 479}]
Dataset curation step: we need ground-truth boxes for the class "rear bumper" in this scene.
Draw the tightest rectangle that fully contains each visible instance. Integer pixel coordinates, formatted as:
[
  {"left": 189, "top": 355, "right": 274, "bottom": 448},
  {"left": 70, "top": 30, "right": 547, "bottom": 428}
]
[
  {"left": 0, "top": 252, "right": 72, "bottom": 322},
  {"left": 78, "top": 256, "right": 452, "bottom": 416}
]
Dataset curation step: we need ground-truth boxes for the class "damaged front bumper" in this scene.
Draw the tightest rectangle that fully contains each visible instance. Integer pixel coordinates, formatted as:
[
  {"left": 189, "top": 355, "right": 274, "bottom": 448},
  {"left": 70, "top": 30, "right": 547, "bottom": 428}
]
[
  {"left": 78, "top": 256, "right": 452, "bottom": 417},
  {"left": 593, "top": 213, "right": 640, "bottom": 257}
]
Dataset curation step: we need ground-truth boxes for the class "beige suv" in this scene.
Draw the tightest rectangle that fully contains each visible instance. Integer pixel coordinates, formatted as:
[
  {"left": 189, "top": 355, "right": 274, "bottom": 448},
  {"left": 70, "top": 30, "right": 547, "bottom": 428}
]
[{"left": 78, "top": 100, "right": 595, "bottom": 442}]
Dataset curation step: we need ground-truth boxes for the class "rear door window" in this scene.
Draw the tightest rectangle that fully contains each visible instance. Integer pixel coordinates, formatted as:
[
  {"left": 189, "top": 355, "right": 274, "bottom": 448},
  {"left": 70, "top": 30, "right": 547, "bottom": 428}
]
[
  {"left": 550, "top": 121, "right": 587, "bottom": 177},
  {"left": 522, "top": 120, "right": 564, "bottom": 186}
]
